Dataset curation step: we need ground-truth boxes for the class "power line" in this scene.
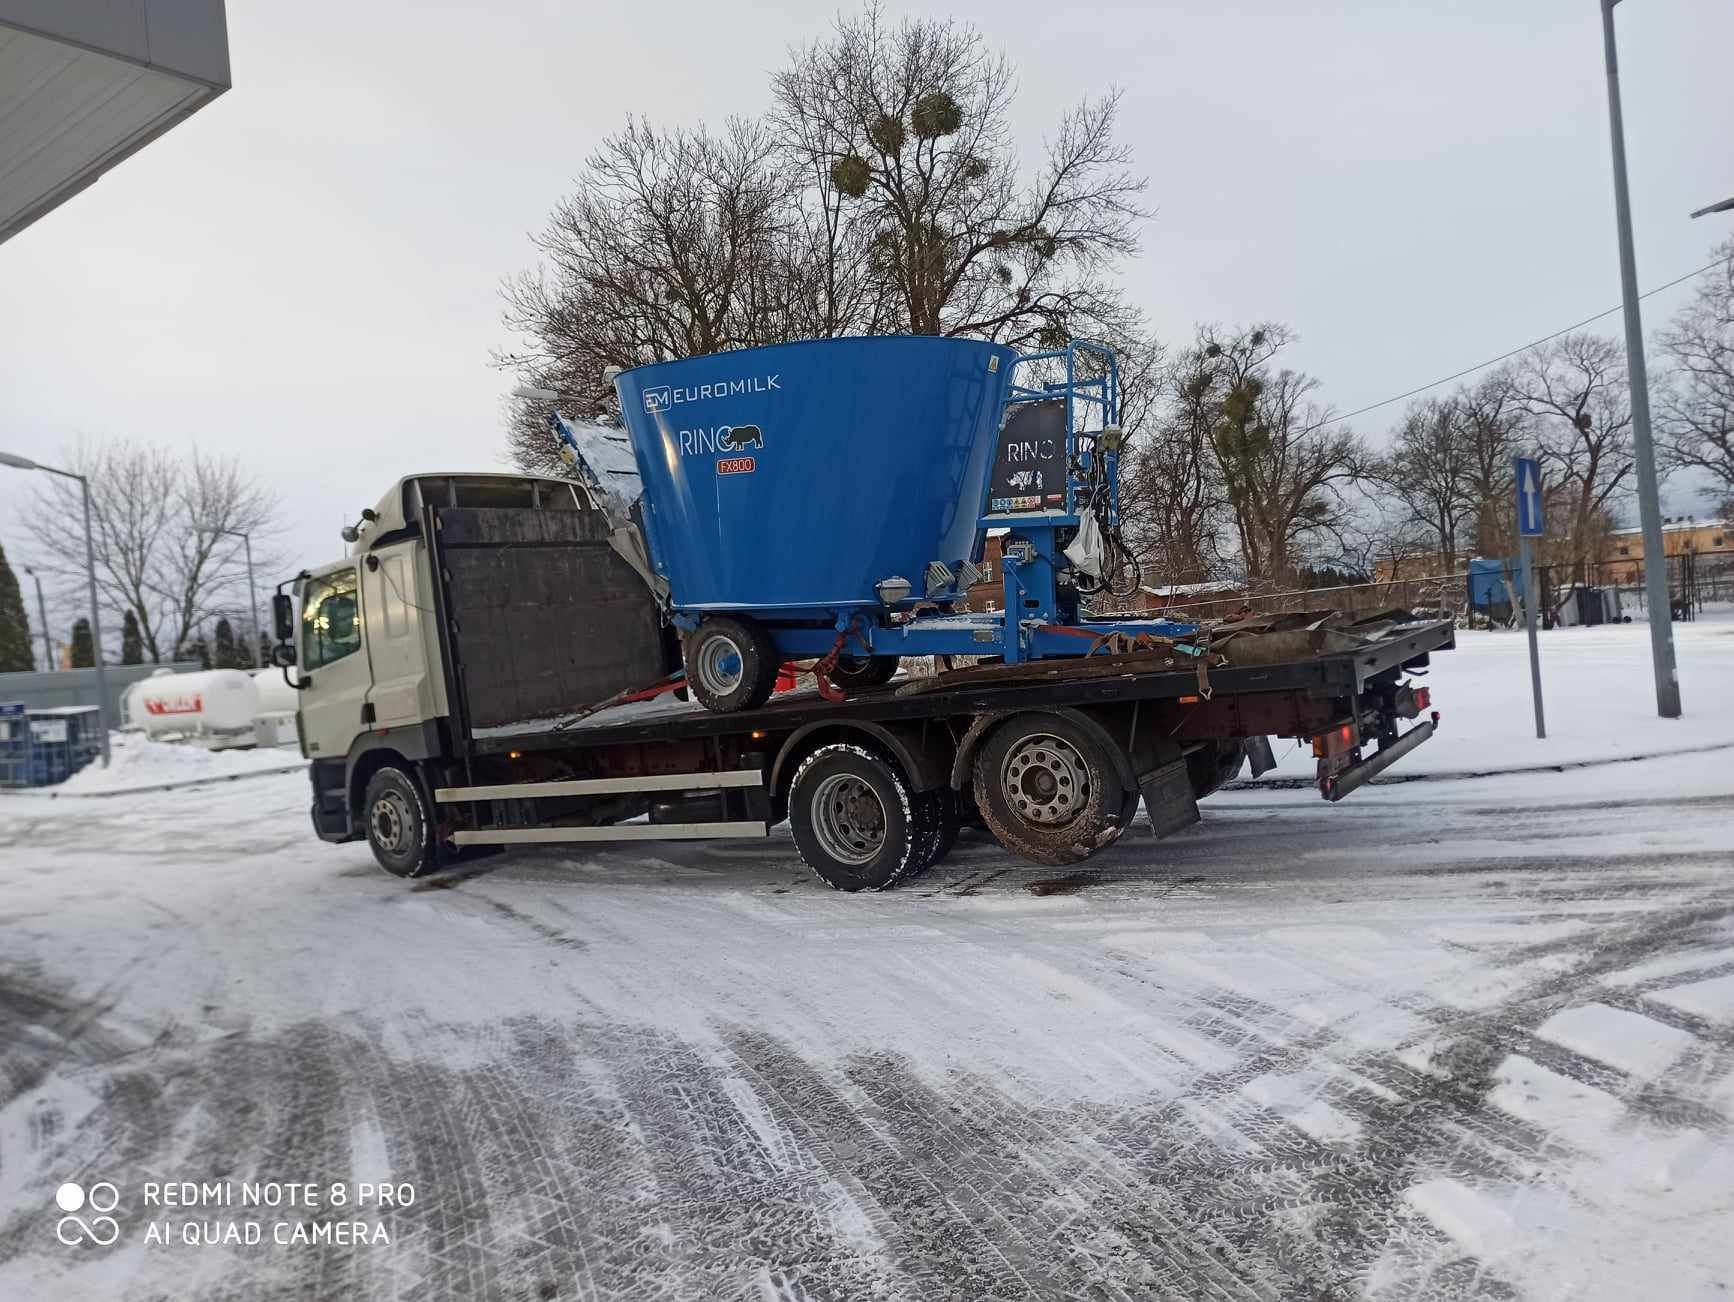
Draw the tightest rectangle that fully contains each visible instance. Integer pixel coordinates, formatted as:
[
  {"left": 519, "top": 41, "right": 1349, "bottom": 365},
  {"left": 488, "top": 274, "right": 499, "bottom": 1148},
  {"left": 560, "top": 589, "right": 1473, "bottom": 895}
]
[{"left": 1303, "top": 254, "right": 1726, "bottom": 435}]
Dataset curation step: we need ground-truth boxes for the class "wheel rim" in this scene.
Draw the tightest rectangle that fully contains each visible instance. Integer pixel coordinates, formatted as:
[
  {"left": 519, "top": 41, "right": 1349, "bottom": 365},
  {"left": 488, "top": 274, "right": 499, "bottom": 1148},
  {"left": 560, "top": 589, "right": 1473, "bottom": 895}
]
[
  {"left": 694, "top": 635, "right": 745, "bottom": 696},
  {"left": 810, "top": 772, "right": 887, "bottom": 865},
  {"left": 1001, "top": 733, "right": 1091, "bottom": 827},
  {"left": 371, "top": 789, "right": 413, "bottom": 852}
]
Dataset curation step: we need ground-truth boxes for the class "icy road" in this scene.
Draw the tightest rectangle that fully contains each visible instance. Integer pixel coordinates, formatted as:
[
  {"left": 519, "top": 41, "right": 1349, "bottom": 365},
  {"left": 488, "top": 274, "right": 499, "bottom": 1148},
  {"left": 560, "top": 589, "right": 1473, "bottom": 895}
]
[{"left": 3, "top": 631, "right": 1734, "bottom": 1300}]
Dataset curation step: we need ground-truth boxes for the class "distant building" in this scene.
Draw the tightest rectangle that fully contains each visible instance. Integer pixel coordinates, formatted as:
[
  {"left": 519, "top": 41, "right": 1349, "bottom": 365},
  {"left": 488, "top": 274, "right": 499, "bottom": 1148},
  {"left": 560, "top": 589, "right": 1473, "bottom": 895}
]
[
  {"left": 1596, "top": 520, "right": 1730, "bottom": 584},
  {"left": 1117, "top": 581, "right": 1246, "bottom": 616}
]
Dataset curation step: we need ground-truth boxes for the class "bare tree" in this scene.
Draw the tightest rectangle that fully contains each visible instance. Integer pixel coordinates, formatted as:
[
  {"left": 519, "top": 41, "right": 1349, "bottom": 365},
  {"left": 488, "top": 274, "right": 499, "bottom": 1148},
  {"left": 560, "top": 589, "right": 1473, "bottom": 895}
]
[
  {"left": 23, "top": 440, "right": 283, "bottom": 663},
  {"left": 165, "top": 451, "right": 283, "bottom": 658},
  {"left": 1118, "top": 338, "right": 1228, "bottom": 585},
  {"left": 1510, "top": 333, "right": 1634, "bottom": 580},
  {"left": 771, "top": 5, "right": 1148, "bottom": 346},
  {"left": 499, "top": 116, "right": 795, "bottom": 472},
  {"left": 1657, "top": 239, "right": 1734, "bottom": 514},
  {"left": 1376, "top": 396, "right": 1472, "bottom": 560},
  {"left": 1338, "top": 490, "right": 1439, "bottom": 585},
  {"left": 1456, "top": 369, "right": 1525, "bottom": 554},
  {"left": 1190, "top": 324, "right": 1366, "bottom": 584}
]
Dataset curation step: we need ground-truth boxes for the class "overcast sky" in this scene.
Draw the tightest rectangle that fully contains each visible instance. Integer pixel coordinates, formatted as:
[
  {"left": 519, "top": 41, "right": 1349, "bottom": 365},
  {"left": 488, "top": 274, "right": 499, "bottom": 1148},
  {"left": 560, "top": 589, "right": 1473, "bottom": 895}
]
[{"left": 2, "top": 0, "right": 1730, "bottom": 627}]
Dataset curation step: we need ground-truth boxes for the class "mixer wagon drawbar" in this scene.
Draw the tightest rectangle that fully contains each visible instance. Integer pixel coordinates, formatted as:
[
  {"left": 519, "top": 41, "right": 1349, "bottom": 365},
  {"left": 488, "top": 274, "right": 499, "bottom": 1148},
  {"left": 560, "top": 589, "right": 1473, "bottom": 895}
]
[{"left": 272, "top": 336, "right": 1451, "bottom": 890}]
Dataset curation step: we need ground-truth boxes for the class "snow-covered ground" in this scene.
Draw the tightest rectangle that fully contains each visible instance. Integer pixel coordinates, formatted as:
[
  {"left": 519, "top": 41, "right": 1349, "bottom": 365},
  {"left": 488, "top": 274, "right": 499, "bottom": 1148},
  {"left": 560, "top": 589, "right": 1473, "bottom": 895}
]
[
  {"left": 1, "top": 621, "right": 1731, "bottom": 1300},
  {"left": 1253, "top": 613, "right": 1734, "bottom": 780}
]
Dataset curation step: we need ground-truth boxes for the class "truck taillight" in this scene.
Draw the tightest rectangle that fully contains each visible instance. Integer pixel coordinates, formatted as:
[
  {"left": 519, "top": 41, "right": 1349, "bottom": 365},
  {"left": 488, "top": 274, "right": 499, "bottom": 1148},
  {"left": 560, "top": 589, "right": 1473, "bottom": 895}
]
[
  {"left": 1312, "top": 722, "right": 1357, "bottom": 758},
  {"left": 1414, "top": 687, "right": 1431, "bottom": 711}
]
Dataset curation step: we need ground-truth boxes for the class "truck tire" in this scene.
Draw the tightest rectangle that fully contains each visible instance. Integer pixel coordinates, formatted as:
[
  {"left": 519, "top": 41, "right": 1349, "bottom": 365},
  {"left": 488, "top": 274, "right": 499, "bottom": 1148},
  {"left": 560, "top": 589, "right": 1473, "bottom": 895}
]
[
  {"left": 683, "top": 616, "right": 778, "bottom": 713},
  {"left": 789, "top": 743, "right": 922, "bottom": 891},
  {"left": 1187, "top": 740, "right": 1247, "bottom": 800},
  {"left": 827, "top": 655, "right": 899, "bottom": 691},
  {"left": 362, "top": 765, "right": 439, "bottom": 878},
  {"left": 972, "top": 711, "right": 1132, "bottom": 867},
  {"left": 927, "top": 787, "right": 962, "bottom": 865},
  {"left": 900, "top": 789, "right": 957, "bottom": 880}
]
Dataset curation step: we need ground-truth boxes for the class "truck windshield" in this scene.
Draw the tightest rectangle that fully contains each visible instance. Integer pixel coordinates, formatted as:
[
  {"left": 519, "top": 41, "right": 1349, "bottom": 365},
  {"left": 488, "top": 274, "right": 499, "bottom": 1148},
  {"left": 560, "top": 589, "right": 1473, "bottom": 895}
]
[{"left": 302, "top": 569, "right": 362, "bottom": 670}]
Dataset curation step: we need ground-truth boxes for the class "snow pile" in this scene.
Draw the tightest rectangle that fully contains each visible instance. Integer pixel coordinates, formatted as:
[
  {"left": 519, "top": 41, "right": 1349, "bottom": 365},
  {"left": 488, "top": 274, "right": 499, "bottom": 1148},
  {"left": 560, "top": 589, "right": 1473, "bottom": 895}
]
[
  {"left": 42, "top": 732, "right": 303, "bottom": 796},
  {"left": 1253, "top": 615, "right": 1734, "bottom": 781}
]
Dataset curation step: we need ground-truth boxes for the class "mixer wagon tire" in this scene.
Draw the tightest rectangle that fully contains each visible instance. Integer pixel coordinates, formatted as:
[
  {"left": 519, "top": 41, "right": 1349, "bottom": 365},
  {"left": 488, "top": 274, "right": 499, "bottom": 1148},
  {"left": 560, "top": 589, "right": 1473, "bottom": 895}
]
[
  {"left": 683, "top": 616, "right": 778, "bottom": 713},
  {"left": 789, "top": 744, "right": 922, "bottom": 891},
  {"left": 828, "top": 655, "right": 900, "bottom": 691},
  {"left": 972, "top": 712, "right": 1132, "bottom": 867},
  {"left": 363, "top": 766, "right": 438, "bottom": 878}
]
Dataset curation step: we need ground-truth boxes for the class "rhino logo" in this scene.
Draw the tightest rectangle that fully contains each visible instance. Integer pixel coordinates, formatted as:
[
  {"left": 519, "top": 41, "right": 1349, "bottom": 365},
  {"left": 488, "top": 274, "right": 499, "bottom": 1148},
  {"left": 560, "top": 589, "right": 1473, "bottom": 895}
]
[{"left": 721, "top": 424, "right": 764, "bottom": 450}]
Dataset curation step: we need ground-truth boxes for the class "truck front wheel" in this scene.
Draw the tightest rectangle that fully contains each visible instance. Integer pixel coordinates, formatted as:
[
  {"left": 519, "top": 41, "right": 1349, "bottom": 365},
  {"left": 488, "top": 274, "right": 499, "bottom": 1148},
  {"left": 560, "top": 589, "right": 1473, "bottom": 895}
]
[
  {"left": 973, "top": 711, "right": 1132, "bottom": 867},
  {"left": 789, "top": 744, "right": 923, "bottom": 891},
  {"left": 362, "top": 765, "right": 438, "bottom": 878}
]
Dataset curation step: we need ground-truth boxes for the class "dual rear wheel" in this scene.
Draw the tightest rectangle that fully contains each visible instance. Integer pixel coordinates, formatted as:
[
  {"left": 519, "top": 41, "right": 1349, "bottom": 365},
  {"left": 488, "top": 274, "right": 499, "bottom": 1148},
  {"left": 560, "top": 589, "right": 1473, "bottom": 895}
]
[
  {"left": 788, "top": 744, "right": 959, "bottom": 891},
  {"left": 787, "top": 710, "right": 1137, "bottom": 889}
]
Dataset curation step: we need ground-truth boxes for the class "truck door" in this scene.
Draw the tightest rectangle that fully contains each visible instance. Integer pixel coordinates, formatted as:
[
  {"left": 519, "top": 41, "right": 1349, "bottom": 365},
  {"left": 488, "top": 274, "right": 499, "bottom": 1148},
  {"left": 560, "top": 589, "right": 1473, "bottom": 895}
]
[
  {"left": 297, "top": 566, "right": 371, "bottom": 760},
  {"left": 358, "top": 542, "right": 430, "bottom": 728}
]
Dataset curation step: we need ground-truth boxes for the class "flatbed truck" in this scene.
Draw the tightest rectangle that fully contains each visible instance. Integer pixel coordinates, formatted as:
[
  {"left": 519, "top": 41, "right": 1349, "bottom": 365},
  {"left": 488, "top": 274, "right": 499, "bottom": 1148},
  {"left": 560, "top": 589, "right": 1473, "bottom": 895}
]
[{"left": 273, "top": 473, "right": 1451, "bottom": 890}]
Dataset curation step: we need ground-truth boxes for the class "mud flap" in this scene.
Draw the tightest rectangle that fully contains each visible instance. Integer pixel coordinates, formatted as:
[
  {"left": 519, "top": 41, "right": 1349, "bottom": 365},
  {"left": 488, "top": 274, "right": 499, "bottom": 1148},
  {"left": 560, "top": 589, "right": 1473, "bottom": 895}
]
[
  {"left": 1246, "top": 734, "right": 1276, "bottom": 778},
  {"left": 1138, "top": 759, "right": 1200, "bottom": 840}
]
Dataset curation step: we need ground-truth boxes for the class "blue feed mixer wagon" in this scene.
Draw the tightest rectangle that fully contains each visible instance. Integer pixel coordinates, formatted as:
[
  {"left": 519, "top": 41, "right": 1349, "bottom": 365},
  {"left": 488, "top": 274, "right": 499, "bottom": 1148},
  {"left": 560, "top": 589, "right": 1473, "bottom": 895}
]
[{"left": 598, "top": 335, "right": 1200, "bottom": 712}]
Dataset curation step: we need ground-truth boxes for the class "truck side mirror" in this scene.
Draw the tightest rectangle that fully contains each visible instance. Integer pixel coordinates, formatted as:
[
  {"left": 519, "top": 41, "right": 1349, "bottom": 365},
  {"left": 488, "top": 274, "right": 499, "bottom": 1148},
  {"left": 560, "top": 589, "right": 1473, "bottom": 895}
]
[
  {"left": 272, "top": 592, "right": 295, "bottom": 642},
  {"left": 270, "top": 642, "right": 297, "bottom": 669}
]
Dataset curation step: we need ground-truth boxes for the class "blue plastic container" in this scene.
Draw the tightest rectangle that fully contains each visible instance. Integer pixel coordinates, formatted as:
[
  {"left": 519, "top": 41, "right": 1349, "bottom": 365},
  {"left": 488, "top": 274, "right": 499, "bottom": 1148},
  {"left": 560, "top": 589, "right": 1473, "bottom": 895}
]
[
  {"left": 0, "top": 703, "right": 101, "bottom": 788},
  {"left": 615, "top": 336, "right": 1018, "bottom": 614}
]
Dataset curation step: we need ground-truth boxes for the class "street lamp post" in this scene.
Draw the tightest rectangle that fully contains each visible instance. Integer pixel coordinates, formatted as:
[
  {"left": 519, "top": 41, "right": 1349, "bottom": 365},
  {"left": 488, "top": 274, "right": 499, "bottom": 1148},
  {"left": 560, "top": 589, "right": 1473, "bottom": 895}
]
[
  {"left": 216, "top": 528, "right": 261, "bottom": 666},
  {"left": 0, "top": 452, "right": 111, "bottom": 764},
  {"left": 1600, "top": 0, "right": 1682, "bottom": 718},
  {"left": 1689, "top": 197, "right": 1734, "bottom": 219},
  {"left": 22, "top": 566, "right": 53, "bottom": 671}
]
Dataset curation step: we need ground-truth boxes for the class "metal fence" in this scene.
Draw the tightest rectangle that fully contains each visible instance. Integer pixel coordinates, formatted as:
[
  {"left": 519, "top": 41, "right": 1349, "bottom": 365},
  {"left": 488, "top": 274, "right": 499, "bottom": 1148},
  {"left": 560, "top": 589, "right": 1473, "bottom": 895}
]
[{"left": 0, "top": 661, "right": 202, "bottom": 725}]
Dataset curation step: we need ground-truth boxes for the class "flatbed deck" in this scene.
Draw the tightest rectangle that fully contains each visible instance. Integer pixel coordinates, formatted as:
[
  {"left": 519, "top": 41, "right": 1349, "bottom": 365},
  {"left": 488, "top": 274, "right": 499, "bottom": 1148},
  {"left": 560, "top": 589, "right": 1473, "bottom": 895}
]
[{"left": 470, "top": 617, "right": 1455, "bottom": 756}]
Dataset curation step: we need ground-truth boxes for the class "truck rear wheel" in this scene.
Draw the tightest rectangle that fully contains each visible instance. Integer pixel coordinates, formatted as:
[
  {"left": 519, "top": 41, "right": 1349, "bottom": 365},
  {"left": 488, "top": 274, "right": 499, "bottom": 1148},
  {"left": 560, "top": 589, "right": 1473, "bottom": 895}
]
[
  {"left": 683, "top": 616, "right": 778, "bottom": 713},
  {"left": 925, "top": 787, "right": 962, "bottom": 866},
  {"left": 789, "top": 744, "right": 922, "bottom": 891},
  {"left": 363, "top": 765, "right": 438, "bottom": 878},
  {"left": 827, "top": 655, "right": 899, "bottom": 691},
  {"left": 1187, "top": 740, "right": 1247, "bottom": 799},
  {"left": 973, "top": 711, "right": 1132, "bottom": 867}
]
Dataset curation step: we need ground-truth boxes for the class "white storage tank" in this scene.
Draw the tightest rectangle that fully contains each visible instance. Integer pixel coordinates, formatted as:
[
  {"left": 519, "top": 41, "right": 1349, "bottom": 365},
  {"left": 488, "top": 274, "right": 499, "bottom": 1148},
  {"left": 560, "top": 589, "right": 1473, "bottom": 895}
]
[
  {"left": 119, "top": 668, "right": 177, "bottom": 730},
  {"left": 135, "top": 669, "right": 260, "bottom": 737},
  {"left": 251, "top": 666, "right": 301, "bottom": 716},
  {"left": 250, "top": 667, "right": 301, "bottom": 749}
]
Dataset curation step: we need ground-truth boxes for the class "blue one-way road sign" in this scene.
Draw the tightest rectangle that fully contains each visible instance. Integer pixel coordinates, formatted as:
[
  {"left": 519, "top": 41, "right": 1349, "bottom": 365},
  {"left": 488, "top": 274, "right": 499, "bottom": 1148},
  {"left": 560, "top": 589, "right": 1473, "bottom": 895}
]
[{"left": 1515, "top": 456, "right": 1544, "bottom": 537}]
